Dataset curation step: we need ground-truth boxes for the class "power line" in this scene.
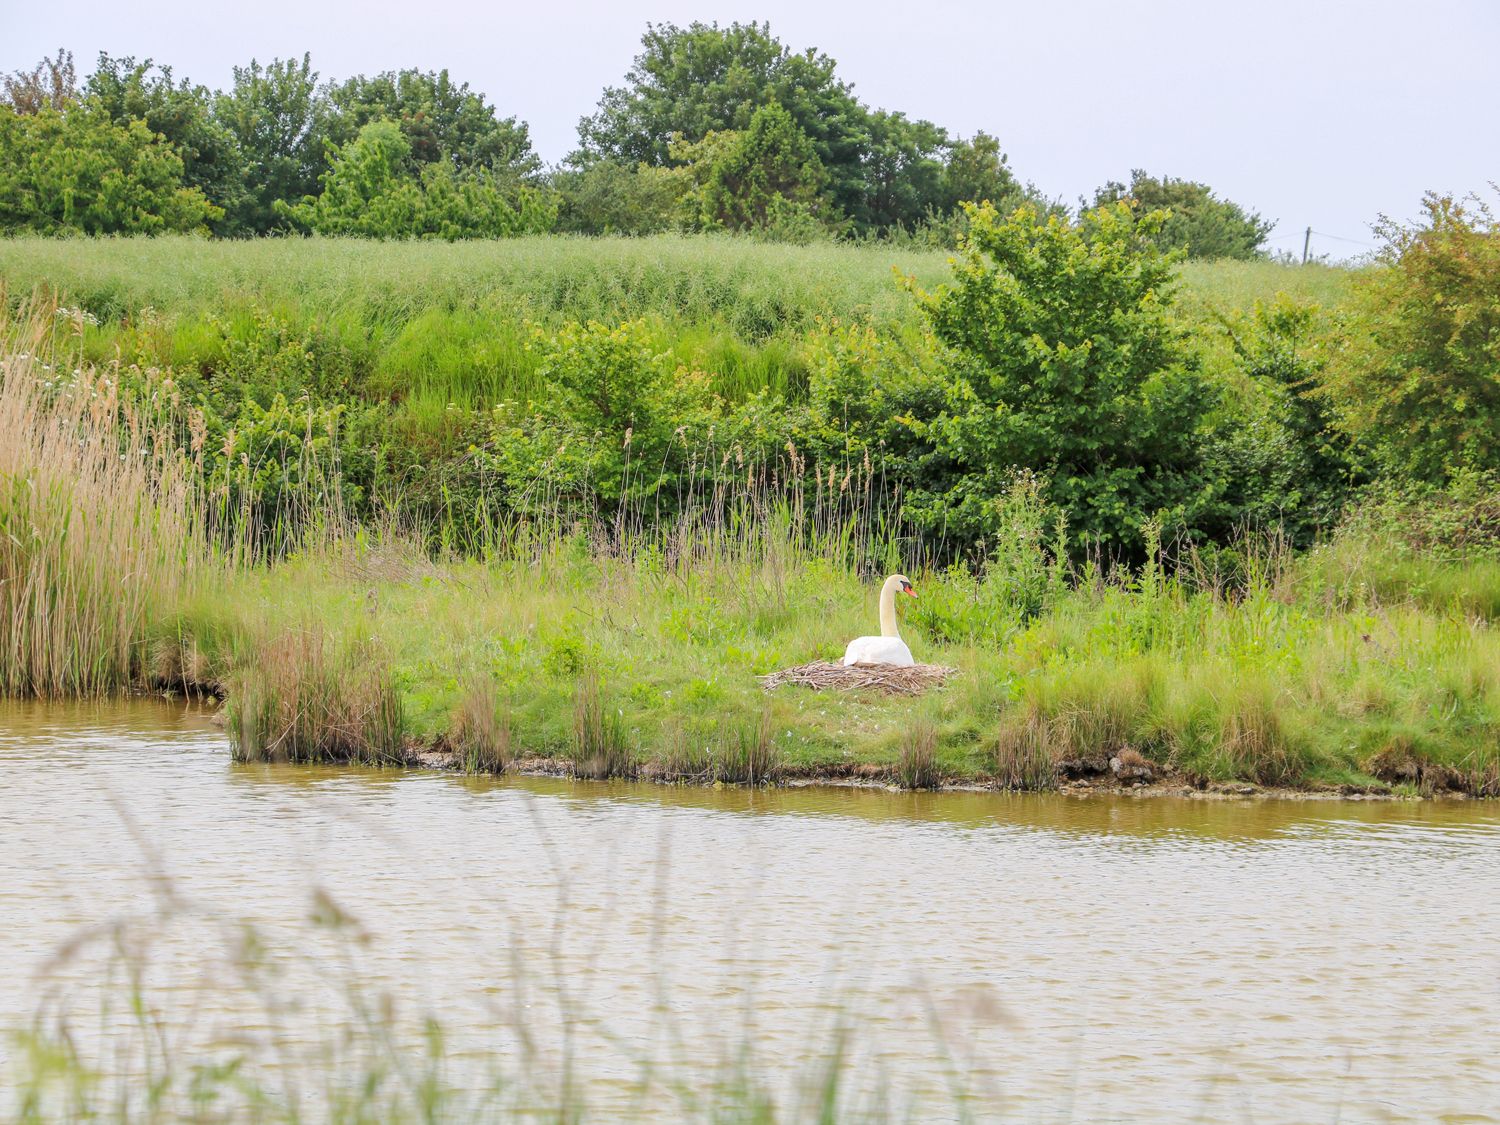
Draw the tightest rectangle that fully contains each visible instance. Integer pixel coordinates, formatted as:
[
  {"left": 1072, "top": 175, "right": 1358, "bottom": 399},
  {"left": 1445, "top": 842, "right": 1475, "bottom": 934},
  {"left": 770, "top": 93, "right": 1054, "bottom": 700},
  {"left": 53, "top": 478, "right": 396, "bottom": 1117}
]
[{"left": 1267, "top": 228, "right": 1378, "bottom": 248}]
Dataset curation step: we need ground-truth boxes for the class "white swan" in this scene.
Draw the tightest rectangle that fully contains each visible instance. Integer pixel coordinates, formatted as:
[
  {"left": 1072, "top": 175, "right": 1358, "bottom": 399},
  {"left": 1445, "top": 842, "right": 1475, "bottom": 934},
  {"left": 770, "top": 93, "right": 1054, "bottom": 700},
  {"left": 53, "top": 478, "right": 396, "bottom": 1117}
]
[{"left": 843, "top": 574, "right": 917, "bottom": 667}]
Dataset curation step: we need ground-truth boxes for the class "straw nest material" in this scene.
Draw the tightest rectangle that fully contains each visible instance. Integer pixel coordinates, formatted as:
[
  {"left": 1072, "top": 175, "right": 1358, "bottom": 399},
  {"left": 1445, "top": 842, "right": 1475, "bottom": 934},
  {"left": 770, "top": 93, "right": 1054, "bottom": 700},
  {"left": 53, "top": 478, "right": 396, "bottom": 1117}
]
[{"left": 760, "top": 661, "right": 958, "bottom": 696}]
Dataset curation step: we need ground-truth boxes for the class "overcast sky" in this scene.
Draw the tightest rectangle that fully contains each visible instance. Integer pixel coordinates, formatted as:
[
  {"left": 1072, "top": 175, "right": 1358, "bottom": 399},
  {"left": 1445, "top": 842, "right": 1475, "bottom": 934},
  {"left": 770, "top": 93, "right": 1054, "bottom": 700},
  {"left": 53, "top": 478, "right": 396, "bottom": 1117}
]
[{"left": 6, "top": 0, "right": 1497, "bottom": 257}]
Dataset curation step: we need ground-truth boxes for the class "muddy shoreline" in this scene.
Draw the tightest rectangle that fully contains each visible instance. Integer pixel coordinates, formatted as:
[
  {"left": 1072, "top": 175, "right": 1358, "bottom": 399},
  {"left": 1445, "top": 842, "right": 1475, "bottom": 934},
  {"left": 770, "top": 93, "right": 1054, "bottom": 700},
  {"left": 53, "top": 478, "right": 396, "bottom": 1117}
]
[
  {"left": 193, "top": 700, "right": 1455, "bottom": 801},
  {"left": 405, "top": 743, "right": 1433, "bottom": 802}
]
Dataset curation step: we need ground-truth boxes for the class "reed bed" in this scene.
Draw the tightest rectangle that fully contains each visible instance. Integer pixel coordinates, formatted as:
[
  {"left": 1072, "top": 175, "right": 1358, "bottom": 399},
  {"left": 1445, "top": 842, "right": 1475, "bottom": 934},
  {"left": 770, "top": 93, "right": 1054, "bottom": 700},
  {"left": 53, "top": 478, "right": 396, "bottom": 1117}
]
[
  {"left": 226, "top": 625, "right": 405, "bottom": 765},
  {"left": 0, "top": 305, "right": 200, "bottom": 696}
]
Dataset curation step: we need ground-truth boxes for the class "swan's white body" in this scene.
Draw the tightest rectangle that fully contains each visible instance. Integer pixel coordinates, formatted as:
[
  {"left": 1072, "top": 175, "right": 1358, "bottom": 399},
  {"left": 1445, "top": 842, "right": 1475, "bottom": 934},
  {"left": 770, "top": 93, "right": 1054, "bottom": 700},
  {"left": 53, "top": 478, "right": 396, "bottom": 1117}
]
[{"left": 843, "top": 574, "right": 916, "bottom": 667}]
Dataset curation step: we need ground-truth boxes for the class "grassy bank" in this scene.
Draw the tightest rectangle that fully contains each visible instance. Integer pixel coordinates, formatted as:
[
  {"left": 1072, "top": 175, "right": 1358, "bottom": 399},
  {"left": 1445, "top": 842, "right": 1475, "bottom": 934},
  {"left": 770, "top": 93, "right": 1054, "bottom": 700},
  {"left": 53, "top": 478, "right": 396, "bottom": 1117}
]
[
  {"left": 176, "top": 527, "right": 1495, "bottom": 796},
  {"left": 0, "top": 235, "right": 1352, "bottom": 410},
  {"left": 2, "top": 242, "right": 1494, "bottom": 799}
]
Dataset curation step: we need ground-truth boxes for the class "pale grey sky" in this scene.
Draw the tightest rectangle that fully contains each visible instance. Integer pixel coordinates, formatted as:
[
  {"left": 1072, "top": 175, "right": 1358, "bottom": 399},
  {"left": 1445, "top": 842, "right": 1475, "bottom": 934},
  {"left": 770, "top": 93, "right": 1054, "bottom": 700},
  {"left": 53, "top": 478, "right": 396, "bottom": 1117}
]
[{"left": 6, "top": 0, "right": 1497, "bottom": 256}]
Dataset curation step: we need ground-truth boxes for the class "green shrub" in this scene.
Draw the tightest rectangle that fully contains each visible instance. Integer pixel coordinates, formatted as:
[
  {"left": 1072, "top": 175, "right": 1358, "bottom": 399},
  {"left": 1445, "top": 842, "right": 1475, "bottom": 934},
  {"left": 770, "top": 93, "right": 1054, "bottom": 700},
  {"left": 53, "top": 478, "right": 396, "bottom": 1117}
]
[
  {"left": 280, "top": 120, "right": 556, "bottom": 240},
  {"left": 909, "top": 201, "right": 1220, "bottom": 554},
  {"left": 0, "top": 103, "right": 221, "bottom": 234},
  {"left": 1328, "top": 192, "right": 1500, "bottom": 482}
]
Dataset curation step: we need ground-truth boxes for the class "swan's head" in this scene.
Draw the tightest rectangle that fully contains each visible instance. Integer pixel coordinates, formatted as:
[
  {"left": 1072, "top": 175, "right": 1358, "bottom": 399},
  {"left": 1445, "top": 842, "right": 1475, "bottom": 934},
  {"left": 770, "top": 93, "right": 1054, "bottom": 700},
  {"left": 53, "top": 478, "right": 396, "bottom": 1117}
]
[{"left": 891, "top": 574, "right": 916, "bottom": 599}]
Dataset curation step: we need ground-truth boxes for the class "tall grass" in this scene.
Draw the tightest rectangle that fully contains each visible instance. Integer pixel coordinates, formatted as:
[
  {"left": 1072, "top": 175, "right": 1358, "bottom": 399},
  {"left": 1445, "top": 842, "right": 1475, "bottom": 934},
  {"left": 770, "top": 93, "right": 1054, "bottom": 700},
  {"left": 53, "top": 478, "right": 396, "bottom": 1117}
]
[
  {"left": 0, "top": 234, "right": 950, "bottom": 339},
  {"left": 226, "top": 624, "right": 405, "bottom": 765},
  {"left": 572, "top": 668, "right": 632, "bottom": 780},
  {"left": 450, "top": 675, "right": 511, "bottom": 773},
  {"left": 0, "top": 305, "right": 200, "bottom": 696}
]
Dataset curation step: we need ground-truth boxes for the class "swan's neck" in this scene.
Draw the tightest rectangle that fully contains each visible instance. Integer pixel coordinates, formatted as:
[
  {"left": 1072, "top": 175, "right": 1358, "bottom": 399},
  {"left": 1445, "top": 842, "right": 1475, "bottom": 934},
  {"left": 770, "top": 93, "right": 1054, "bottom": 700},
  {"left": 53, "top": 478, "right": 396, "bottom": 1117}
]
[{"left": 879, "top": 580, "right": 901, "bottom": 639}]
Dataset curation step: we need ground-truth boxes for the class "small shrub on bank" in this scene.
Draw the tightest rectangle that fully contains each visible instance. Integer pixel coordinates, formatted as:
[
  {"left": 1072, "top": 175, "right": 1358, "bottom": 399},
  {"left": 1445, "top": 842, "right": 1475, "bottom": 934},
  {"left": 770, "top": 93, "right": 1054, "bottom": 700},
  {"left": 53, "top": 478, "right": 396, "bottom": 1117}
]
[
  {"left": 572, "top": 669, "right": 633, "bottom": 779},
  {"left": 896, "top": 718, "right": 940, "bottom": 790},
  {"left": 712, "top": 709, "right": 782, "bottom": 785},
  {"left": 227, "top": 626, "right": 405, "bottom": 765},
  {"left": 451, "top": 677, "right": 510, "bottom": 773}
]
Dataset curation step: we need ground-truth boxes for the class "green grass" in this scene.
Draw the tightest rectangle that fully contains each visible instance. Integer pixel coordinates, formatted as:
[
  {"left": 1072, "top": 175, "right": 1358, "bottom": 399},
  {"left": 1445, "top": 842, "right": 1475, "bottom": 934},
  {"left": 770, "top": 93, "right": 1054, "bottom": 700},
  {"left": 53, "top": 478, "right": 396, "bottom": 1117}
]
[
  {"left": 0, "top": 233, "right": 951, "bottom": 335},
  {"left": 173, "top": 526, "right": 1500, "bottom": 796},
  {"left": 1176, "top": 257, "right": 1356, "bottom": 314},
  {"left": 9, "top": 242, "right": 1481, "bottom": 799},
  {"left": 0, "top": 235, "right": 1359, "bottom": 415}
]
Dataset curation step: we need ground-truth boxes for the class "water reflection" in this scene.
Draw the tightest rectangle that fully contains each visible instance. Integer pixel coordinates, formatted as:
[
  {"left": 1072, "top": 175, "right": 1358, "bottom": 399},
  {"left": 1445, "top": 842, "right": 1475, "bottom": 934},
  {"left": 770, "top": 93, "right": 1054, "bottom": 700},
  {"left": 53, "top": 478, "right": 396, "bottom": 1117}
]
[{"left": 4, "top": 698, "right": 1500, "bottom": 1123}]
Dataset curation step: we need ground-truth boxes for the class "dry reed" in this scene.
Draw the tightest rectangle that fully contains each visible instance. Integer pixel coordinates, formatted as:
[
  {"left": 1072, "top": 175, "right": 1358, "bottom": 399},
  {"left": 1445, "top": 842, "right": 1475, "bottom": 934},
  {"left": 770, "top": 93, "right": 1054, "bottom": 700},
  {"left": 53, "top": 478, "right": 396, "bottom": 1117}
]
[
  {"left": 0, "top": 304, "right": 200, "bottom": 696},
  {"left": 450, "top": 676, "right": 511, "bottom": 773},
  {"left": 226, "top": 625, "right": 405, "bottom": 765}
]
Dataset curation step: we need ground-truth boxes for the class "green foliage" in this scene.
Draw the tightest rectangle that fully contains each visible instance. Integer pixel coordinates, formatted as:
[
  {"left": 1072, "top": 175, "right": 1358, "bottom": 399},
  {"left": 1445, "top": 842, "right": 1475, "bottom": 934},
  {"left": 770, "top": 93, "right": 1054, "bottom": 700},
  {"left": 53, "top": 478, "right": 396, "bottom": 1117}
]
[
  {"left": 214, "top": 55, "right": 329, "bottom": 234},
  {"left": 699, "top": 103, "right": 830, "bottom": 233},
  {"left": 84, "top": 54, "right": 248, "bottom": 232},
  {"left": 0, "top": 103, "right": 221, "bottom": 234},
  {"left": 553, "top": 160, "right": 691, "bottom": 234},
  {"left": 856, "top": 111, "right": 948, "bottom": 232},
  {"left": 1204, "top": 297, "right": 1363, "bottom": 544},
  {"left": 281, "top": 120, "right": 557, "bottom": 239},
  {"left": 941, "top": 132, "right": 1022, "bottom": 212},
  {"left": 324, "top": 66, "right": 540, "bottom": 180},
  {"left": 910, "top": 201, "right": 1219, "bottom": 552},
  {"left": 575, "top": 21, "right": 873, "bottom": 226},
  {"left": 1094, "top": 170, "right": 1274, "bottom": 260},
  {"left": 473, "top": 319, "right": 715, "bottom": 518},
  {"left": 1327, "top": 192, "right": 1500, "bottom": 483}
]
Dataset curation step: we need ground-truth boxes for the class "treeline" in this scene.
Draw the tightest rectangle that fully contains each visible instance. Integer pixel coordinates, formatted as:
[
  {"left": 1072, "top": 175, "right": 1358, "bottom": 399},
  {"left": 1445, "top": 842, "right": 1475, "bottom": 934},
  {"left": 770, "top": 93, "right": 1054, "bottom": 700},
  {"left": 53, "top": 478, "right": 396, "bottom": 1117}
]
[{"left": 1, "top": 24, "right": 1270, "bottom": 252}]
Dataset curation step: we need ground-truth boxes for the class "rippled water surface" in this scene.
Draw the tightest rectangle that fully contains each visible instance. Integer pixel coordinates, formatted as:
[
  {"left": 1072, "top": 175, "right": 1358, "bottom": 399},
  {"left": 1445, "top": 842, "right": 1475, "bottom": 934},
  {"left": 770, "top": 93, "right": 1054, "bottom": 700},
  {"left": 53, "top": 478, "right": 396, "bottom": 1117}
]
[{"left": 3, "top": 700, "right": 1500, "bottom": 1122}]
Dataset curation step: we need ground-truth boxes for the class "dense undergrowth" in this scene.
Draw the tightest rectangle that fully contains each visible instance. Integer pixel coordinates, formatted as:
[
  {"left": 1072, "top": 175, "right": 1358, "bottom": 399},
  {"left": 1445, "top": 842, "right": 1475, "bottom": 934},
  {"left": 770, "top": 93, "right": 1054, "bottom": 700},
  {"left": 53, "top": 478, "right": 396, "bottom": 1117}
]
[
  {"left": 0, "top": 234, "right": 1357, "bottom": 557},
  {"left": 1, "top": 230, "right": 1494, "bottom": 797}
]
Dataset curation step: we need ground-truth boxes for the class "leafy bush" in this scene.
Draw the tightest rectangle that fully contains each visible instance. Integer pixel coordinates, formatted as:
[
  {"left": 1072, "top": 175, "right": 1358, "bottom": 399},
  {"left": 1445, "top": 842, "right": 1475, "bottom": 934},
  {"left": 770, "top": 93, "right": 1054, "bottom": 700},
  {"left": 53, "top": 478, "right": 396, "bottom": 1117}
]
[
  {"left": 0, "top": 103, "right": 221, "bottom": 234},
  {"left": 472, "top": 319, "right": 716, "bottom": 518},
  {"left": 699, "top": 103, "right": 830, "bottom": 233},
  {"left": 281, "top": 120, "right": 557, "bottom": 239},
  {"left": 1327, "top": 192, "right": 1500, "bottom": 483},
  {"left": 1094, "top": 170, "right": 1274, "bottom": 260},
  {"left": 1203, "top": 297, "right": 1363, "bottom": 545},
  {"left": 910, "top": 201, "right": 1220, "bottom": 554}
]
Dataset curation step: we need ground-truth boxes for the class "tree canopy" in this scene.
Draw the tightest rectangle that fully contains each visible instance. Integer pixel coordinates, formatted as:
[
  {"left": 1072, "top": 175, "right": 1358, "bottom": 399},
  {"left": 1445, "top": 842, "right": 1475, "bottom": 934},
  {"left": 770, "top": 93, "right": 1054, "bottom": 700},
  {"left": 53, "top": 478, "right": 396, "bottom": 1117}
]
[{"left": 1093, "top": 170, "right": 1273, "bottom": 259}]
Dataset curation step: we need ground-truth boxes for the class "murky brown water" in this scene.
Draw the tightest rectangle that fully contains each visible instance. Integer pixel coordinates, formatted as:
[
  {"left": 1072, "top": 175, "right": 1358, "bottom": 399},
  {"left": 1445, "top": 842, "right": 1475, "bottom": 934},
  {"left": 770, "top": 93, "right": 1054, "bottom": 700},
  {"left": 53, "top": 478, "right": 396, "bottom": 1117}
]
[{"left": 3, "top": 700, "right": 1500, "bottom": 1122}]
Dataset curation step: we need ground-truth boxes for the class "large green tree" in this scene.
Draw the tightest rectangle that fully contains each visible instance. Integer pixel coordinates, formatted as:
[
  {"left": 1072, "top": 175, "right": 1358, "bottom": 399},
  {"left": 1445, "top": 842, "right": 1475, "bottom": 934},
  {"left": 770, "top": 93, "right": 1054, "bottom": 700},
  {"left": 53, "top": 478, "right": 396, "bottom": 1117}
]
[
  {"left": 910, "top": 201, "right": 1219, "bottom": 551},
  {"left": 324, "top": 67, "right": 539, "bottom": 181},
  {"left": 0, "top": 103, "right": 221, "bottom": 234},
  {"left": 858, "top": 110, "right": 948, "bottom": 231},
  {"left": 574, "top": 22, "right": 872, "bottom": 225},
  {"left": 214, "top": 55, "right": 329, "bottom": 234},
  {"left": 1093, "top": 170, "right": 1273, "bottom": 259},
  {"left": 85, "top": 54, "right": 247, "bottom": 232},
  {"left": 942, "top": 131, "right": 1024, "bottom": 212}
]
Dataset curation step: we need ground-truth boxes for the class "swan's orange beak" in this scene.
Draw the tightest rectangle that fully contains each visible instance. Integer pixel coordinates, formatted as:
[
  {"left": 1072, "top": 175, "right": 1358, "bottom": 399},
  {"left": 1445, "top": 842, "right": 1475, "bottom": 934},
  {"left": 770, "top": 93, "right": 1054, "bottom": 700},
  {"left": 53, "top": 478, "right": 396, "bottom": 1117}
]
[{"left": 903, "top": 583, "right": 917, "bottom": 598}]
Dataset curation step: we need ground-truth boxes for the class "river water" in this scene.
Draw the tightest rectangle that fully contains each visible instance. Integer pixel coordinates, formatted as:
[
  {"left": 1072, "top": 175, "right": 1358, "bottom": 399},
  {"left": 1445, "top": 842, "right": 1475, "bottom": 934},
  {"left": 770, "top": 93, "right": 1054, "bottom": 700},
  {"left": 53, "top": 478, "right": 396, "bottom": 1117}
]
[{"left": 3, "top": 699, "right": 1499, "bottom": 1122}]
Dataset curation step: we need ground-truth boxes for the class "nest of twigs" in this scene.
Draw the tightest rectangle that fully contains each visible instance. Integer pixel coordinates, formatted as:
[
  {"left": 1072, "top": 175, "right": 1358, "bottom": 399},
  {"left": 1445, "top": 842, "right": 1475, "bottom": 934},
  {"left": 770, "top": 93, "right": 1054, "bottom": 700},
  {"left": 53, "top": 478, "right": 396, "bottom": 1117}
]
[{"left": 760, "top": 661, "right": 958, "bottom": 696}]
